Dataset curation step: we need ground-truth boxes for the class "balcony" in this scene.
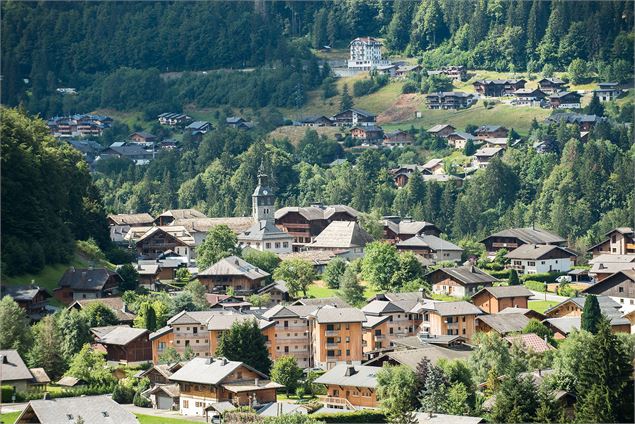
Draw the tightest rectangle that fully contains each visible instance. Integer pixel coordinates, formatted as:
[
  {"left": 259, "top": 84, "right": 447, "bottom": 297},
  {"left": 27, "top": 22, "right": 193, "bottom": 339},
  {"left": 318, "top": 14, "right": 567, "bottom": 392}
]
[
  {"left": 326, "top": 343, "right": 339, "bottom": 349},
  {"left": 325, "top": 330, "right": 340, "bottom": 336},
  {"left": 374, "top": 334, "right": 385, "bottom": 340},
  {"left": 318, "top": 396, "right": 357, "bottom": 411}
]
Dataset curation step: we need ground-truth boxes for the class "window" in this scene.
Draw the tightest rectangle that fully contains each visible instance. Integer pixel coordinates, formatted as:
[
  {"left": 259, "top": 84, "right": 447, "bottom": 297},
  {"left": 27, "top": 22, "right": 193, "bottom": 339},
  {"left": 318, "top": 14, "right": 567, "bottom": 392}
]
[
  {"left": 528, "top": 261, "right": 535, "bottom": 266},
  {"left": 193, "top": 327, "right": 197, "bottom": 334},
  {"left": 619, "top": 287, "right": 624, "bottom": 293},
  {"left": 462, "top": 328, "right": 466, "bottom": 335},
  {"left": 237, "top": 372, "right": 243, "bottom": 379},
  {"left": 346, "top": 349, "right": 350, "bottom": 356},
  {"left": 183, "top": 400, "right": 189, "bottom": 408},
  {"left": 102, "top": 412, "right": 109, "bottom": 417},
  {"left": 158, "top": 342, "right": 166, "bottom": 352},
  {"left": 275, "top": 242, "right": 280, "bottom": 248},
  {"left": 266, "top": 243, "right": 271, "bottom": 249},
  {"left": 283, "top": 242, "right": 289, "bottom": 248}
]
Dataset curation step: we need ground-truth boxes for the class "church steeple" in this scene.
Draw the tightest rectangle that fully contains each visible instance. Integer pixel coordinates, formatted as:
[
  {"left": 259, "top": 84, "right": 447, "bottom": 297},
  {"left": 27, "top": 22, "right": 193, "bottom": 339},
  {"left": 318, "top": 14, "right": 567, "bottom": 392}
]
[{"left": 252, "top": 162, "right": 274, "bottom": 222}]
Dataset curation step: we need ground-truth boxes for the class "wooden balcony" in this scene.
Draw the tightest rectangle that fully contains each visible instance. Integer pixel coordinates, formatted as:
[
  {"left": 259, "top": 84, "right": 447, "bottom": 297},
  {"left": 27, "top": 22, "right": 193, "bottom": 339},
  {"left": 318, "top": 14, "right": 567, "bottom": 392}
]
[{"left": 318, "top": 396, "right": 356, "bottom": 410}]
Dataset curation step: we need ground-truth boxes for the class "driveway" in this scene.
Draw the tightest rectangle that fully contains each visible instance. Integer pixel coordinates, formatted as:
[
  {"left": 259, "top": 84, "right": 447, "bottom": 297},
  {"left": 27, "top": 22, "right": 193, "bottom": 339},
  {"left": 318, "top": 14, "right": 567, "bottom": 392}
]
[
  {"left": 123, "top": 404, "right": 207, "bottom": 422},
  {"left": 529, "top": 290, "right": 567, "bottom": 303}
]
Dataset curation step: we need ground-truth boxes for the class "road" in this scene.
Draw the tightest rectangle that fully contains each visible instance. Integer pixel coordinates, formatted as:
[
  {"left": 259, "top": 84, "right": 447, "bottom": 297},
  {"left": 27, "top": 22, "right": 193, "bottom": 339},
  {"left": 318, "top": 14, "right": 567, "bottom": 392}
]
[{"left": 529, "top": 290, "right": 568, "bottom": 303}]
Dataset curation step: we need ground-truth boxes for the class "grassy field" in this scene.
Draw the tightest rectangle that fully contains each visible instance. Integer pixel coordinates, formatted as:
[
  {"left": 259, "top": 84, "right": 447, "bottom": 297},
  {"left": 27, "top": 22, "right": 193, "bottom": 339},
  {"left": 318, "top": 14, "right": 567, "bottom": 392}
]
[
  {"left": 3, "top": 255, "right": 90, "bottom": 291},
  {"left": 306, "top": 280, "right": 379, "bottom": 300},
  {"left": 528, "top": 300, "right": 559, "bottom": 314},
  {"left": 136, "top": 414, "right": 203, "bottom": 424},
  {"left": 267, "top": 125, "right": 342, "bottom": 146},
  {"left": 0, "top": 411, "right": 19, "bottom": 424}
]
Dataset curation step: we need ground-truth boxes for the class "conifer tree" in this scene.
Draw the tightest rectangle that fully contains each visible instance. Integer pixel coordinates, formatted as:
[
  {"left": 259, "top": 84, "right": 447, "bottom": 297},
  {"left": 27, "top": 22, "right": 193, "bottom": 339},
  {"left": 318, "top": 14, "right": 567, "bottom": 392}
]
[
  {"left": 339, "top": 84, "right": 353, "bottom": 112},
  {"left": 581, "top": 295, "right": 601, "bottom": 334},
  {"left": 216, "top": 319, "right": 272, "bottom": 374}
]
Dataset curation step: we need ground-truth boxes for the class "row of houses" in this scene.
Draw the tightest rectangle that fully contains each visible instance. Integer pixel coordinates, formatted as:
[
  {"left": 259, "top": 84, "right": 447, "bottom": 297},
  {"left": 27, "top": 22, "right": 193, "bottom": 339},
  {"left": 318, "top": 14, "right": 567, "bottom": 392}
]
[{"left": 47, "top": 114, "right": 113, "bottom": 138}]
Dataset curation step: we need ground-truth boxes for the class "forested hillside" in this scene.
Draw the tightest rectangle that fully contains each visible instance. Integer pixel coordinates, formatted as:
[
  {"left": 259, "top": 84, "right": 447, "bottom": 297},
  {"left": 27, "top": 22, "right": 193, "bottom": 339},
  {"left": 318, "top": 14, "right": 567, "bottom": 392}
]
[
  {"left": 0, "top": 108, "right": 110, "bottom": 276},
  {"left": 3, "top": 0, "right": 632, "bottom": 116}
]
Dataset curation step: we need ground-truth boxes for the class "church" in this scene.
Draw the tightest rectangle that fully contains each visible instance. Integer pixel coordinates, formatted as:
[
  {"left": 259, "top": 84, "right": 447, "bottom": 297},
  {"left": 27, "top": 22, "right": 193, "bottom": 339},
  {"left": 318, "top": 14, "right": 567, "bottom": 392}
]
[{"left": 237, "top": 165, "right": 294, "bottom": 254}]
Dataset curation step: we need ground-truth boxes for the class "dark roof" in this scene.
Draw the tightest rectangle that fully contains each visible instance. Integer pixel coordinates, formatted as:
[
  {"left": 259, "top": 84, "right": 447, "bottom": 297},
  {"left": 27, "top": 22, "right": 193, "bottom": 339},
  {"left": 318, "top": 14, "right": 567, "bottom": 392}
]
[
  {"left": 538, "top": 77, "right": 566, "bottom": 84},
  {"left": 545, "top": 113, "right": 599, "bottom": 125},
  {"left": 0, "top": 350, "right": 33, "bottom": 381},
  {"left": 482, "top": 227, "right": 565, "bottom": 245},
  {"left": 58, "top": 268, "right": 122, "bottom": 291},
  {"left": 549, "top": 91, "right": 582, "bottom": 99},
  {"left": 428, "top": 266, "right": 499, "bottom": 286},
  {"left": 505, "top": 244, "right": 576, "bottom": 260},
  {"left": 476, "top": 125, "right": 505, "bottom": 133},
  {"left": 477, "top": 313, "right": 530, "bottom": 334},
  {"left": 582, "top": 270, "right": 635, "bottom": 297},
  {"left": 0, "top": 285, "right": 50, "bottom": 302},
  {"left": 314, "top": 364, "right": 380, "bottom": 389}
]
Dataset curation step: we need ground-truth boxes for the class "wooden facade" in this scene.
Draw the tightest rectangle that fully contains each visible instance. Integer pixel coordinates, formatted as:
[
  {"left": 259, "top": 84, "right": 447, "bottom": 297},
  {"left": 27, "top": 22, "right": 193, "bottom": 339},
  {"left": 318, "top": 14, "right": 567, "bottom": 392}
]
[
  {"left": 311, "top": 321, "right": 364, "bottom": 369},
  {"left": 472, "top": 291, "right": 530, "bottom": 314}
]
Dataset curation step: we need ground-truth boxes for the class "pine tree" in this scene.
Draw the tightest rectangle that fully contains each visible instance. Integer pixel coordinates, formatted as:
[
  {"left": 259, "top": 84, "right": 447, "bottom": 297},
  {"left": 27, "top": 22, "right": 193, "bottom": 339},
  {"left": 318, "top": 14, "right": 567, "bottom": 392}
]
[
  {"left": 339, "top": 84, "right": 353, "bottom": 112},
  {"left": 144, "top": 304, "right": 157, "bottom": 332},
  {"left": 27, "top": 315, "right": 66, "bottom": 380},
  {"left": 326, "top": 9, "right": 338, "bottom": 47},
  {"left": 508, "top": 269, "right": 520, "bottom": 286},
  {"left": 581, "top": 295, "right": 601, "bottom": 334},
  {"left": 338, "top": 266, "right": 365, "bottom": 306},
  {"left": 216, "top": 319, "right": 272, "bottom": 373},
  {"left": 0, "top": 296, "right": 32, "bottom": 356},
  {"left": 585, "top": 94, "right": 605, "bottom": 117}
]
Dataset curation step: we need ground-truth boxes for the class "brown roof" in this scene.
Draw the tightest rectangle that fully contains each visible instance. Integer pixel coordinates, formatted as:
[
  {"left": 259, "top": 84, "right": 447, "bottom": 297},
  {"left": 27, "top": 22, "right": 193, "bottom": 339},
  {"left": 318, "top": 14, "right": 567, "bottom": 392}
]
[
  {"left": 108, "top": 213, "right": 154, "bottom": 226},
  {"left": 69, "top": 297, "right": 136, "bottom": 322},
  {"left": 29, "top": 368, "right": 51, "bottom": 384},
  {"left": 477, "top": 313, "right": 530, "bottom": 334},
  {"left": 473, "top": 286, "right": 533, "bottom": 299},
  {"left": 308, "top": 221, "right": 373, "bottom": 249},
  {"left": 171, "top": 217, "right": 253, "bottom": 234},
  {"left": 504, "top": 333, "right": 554, "bottom": 353}
]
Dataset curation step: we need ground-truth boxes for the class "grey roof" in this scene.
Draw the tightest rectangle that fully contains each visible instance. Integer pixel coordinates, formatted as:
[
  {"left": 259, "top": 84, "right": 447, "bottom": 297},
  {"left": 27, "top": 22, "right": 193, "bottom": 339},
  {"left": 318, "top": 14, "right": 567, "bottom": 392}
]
[
  {"left": 414, "top": 412, "right": 484, "bottom": 424},
  {"left": 257, "top": 402, "right": 308, "bottom": 417},
  {"left": 384, "top": 220, "right": 439, "bottom": 237},
  {"left": 543, "top": 317, "right": 581, "bottom": 334},
  {"left": 474, "top": 286, "right": 533, "bottom": 299},
  {"left": 239, "top": 219, "right": 294, "bottom": 242},
  {"left": 146, "top": 383, "right": 180, "bottom": 398},
  {"left": 90, "top": 325, "right": 148, "bottom": 346},
  {"left": 292, "top": 297, "right": 351, "bottom": 308},
  {"left": 362, "top": 314, "right": 392, "bottom": 328},
  {"left": 539, "top": 77, "right": 566, "bottom": 84},
  {"left": 545, "top": 296, "right": 629, "bottom": 325},
  {"left": 171, "top": 217, "right": 253, "bottom": 234},
  {"left": 314, "top": 364, "right": 380, "bottom": 389},
  {"left": 378, "top": 292, "right": 427, "bottom": 302},
  {"left": 169, "top": 357, "right": 267, "bottom": 385},
  {"left": 429, "top": 266, "right": 499, "bottom": 286},
  {"left": 545, "top": 113, "right": 600, "bottom": 125},
  {"left": 58, "top": 268, "right": 121, "bottom": 291},
  {"left": 69, "top": 297, "right": 136, "bottom": 322},
  {"left": 310, "top": 306, "right": 367, "bottom": 323},
  {"left": 149, "top": 325, "right": 173, "bottom": 340},
  {"left": 0, "top": 285, "right": 50, "bottom": 302},
  {"left": 476, "top": 125, "right": 505, "bottom": 133},
  {"left": 206, "top": 314, "right": 274, "bottom": 331},
  {"left": 56, "top": 376, "right": 85, "bottom": 387},
  {"left": 474, "top": 147, "right": 503, "bottom": 157},
  {"left": 449, "top": 131, "right": 475, "bottom": 140},
  {"left": 185, "top": 121, "right": 211, "bottom": 130},
  {"left": 165, "top": 310, "right": 273, "bottom": 330},
  {"left": 262, "top": 304, "right": 316, "bottom": 320},
  {"left": 588, "top": 254, "right": 635, "bottom": 264},
  {"left": 428, "top": 124, "right": 455, "bottom": 133},
  {"left": 308, "top": 221, "right": 373, "bottom": 249},
  {"left": 549, "top": 91, "right": 581, "bottom": 99},
  {"left": 483, "top": 227, "right": 565, "bottom": 245},
  {"left": 274, "top": 205, "right": 358, "bottom": 221},
  {"left": 362, "top": 300, "right": 408, "bottom": 315},
  {"left": 415, "top": 300, "right": 483, "bottom": 317},
  {"left": 392, "top": 334, "right": 468, "bottom": 349},
  {"left": 0, "top": 350, "right": 33, "bottom": 382},
  {"left": 198, "top": 256, "right": 270, "bottom": 280},
  {"left": 206, "top": 401, "right": 236, "bottom": 414},
  {"left": 365, "top": 346, "right": 472, "bottom": 368},
  {"left": 397, "top": 234, "right": 463, "bottom": 252},
  {"left": 158, "top": 209, "right": 207, "bottom": 220},
  {"left": 108, "top": 213, "right": 154, "bottom": 225},
  {"left": 17, "top": 395, "right": 138, "bottom": 424},
  {"left": 505, "top": 244, "right": 575, "bottom": 260},
  {"left": 477, "top": 313, "right": 530, "bottom": 334},
  {"left": 29, "top": 367, "right": 51, "bottom": 384}
]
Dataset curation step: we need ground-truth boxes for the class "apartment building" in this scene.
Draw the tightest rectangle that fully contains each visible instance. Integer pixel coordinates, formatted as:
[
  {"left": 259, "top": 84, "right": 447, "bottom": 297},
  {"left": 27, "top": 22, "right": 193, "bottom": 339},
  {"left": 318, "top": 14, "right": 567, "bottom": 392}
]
[
  {"left": 412, "top": 300, "right": 483, "bottom": 341},
  {"left": 308, "top": 307, "right": 366, "bottom": 370},
  {"left": 361, "top": 298, "right": 420, "bottom": 353},
  {"left": 262, "top": 304, "right": 315, "bottom": 368}
]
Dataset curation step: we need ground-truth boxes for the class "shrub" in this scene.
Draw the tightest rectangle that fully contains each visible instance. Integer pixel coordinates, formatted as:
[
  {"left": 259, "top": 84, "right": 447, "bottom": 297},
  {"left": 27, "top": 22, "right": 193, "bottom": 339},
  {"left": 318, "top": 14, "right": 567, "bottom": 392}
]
[
  {"left": 402, "top": 81, "right": 418, "bottom": 94},
  {"left": 524, "top": 280, "right": 546, "bottom": 292},
  {"left": 133, "top": 390, "right": 151, "bottom": 407},
  {"left": 112, "top": 382, "right": 136, "bottom": 404},
  {"left": 311, "top": 410, "right": 387, "bottom": 423},
  {"left": 487, "top": 269, "right": 510, "bottom": 279},
  {"left": 520, "top": 272, "right": 565, "bottom": 284}
]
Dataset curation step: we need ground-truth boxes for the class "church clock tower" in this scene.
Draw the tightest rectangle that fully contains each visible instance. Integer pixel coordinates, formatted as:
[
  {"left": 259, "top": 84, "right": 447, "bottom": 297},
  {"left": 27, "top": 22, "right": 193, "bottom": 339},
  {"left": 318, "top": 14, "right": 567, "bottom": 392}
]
[{"left": 252, "top": 163, "right": 275, "bottom": 222}]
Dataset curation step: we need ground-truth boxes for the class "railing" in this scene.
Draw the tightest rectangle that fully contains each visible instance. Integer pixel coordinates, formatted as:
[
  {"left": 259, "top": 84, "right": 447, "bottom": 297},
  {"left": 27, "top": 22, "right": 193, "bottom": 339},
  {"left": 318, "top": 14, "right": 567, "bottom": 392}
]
[
  {"left": 374, "top": 334, "right": 385, "bottom": 340},
  {"left": 326, "top": 343, "right": 339, "bottom": 348},
  {"left": 318, "top": 396, "right": 357, "bottom": 411},
  {"left": 325, "top": 330, "right": 339, "bottom": 336}
]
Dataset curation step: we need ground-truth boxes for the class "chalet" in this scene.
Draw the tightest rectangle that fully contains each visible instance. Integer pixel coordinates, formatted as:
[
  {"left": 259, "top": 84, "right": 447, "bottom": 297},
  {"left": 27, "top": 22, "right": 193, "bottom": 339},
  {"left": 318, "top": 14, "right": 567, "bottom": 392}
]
[
  {"left": 473, "top": 79, "right": 526, "bottom": 97},
  {"left": 426, "top": 92, "right": 475, "bottom": 110},
  {"left": 0, "top": 350, "right": 36, "bottom": 394},
  {"left": 90, "top": 325, "right": 152, "bottom": 362},
  {"left": 226, "top": 116, "right": 254, "bottom": 130},
  {"left": 427, "top": 65, "right": 467, "bottom": 81},
  {"left": 498, "top": 306, "right": 546, "bottom": 321},
  {"left": 395, "top": 64, "right": 422, "bottom": 77},
  {"left": 135, "top": 226, "right": 195, "bottom": 260},
  {"left": 16, "top": 395, "right": 138, "bottom": 424},
  {"left": 505, "top": 244, "right": 577, "bottom": 275},
  {"left": 475, "top": 125, "right": 508, "bottom": 139},
  {"left": 413, "top": 300, "right": 483, "bottom": 340},
  {"left": 129, "top": 131, "right": 158, "bottom": 144},
  {"left": 350, "top": 125, "right": 384, "bottom": 143},
  {"left": 376, "top": 64, "right": 398, "bottom": 76},
  {"left": 308, "top": 307, "right": 366, "bottom": 369},
  {"left": 593, "top": 82, "right": 623, "bottom": 102},
  {"left": 364, "top": 341, "right": 472, "bottom": 368},
  {"left": 297, "top": 115, "right": 334, "bottom": 127},
  {"left": 169, "top": 357, "right": 282, "bottom": 416},
  {"left": 47, "top": 114, "right": 112, "bottom": 138},
  {"left": 447, "top": 132, "right": 476, "bottom": 149},
  {"left": 306, "top": 221, "right": 373, "bottom": 255},
  {"left": 315, "top": 364, "right": 380, "bottom": 410},
  {"left": 347, "top": 37, "right": 390, "bottom": 70},
  {"left": 480, "top": 227, "right": 565, "bottom": 255},
  {"left": 331, "top": 108, "right": 376, "bottom": 126},
  {"left": 158, "top": 112, "right": 191, "bottom": 126},
  {"left": 587, "top": 227, "right": 635, "bottom": 257},
  {"left": 543, "top": 311, "right": 630, "bottom": 339},
  {"left": 396, "top": 234, "right": 463, "bottom": 264},
  {"left": 155, "top": 209, "right": 207, "bottom": 226},
  {"left": 383, "top": 130, "right": 414, "bottom": 148},
  {"left": 54, "top": 267, "right": 122, "bottom": 305},
  {"left": 476, "top": 313, "right": 531, "bottom": 336},
  {"left": 483, "top": 138, "right": 509, "bottom": 149},
  {"left": 107, "top": 213, "right": 154, "bottom": 243},
  {"left": 66, "top": 139, "right": 104, "bottom": 163},
  {"left": 514, "top": 88, "right": 546, "bottom": 105},
  {"left": 256, "top": 280, "right": 291, "bottom": 305},
  {"left": 427, "top": 266, "right": 498, "bottom": 298},
  {"left": 205, "top": 294, "right": 252, "bottom": 311},
  {"left": 473, "top": 147, "right": 503, "bottom": 168},
  {"left": 0, "top": 285, "right": 50, "bottom": 321},
  {"left": 361, "top": 297, "right": 421, "bottom": 352},
  {"left": 98, "top": 142, "right": 154, "bottom": 164},
  {"left": 471, "top": 286, "right": 533, "bottom": 314},
  {"left": 549, "top": 91, "right": 582, "bottom": 109},
  {"left": 537, "top": 77, "right": 567, "bottom": 94},
  {"left": 583, "top": 270, "right": 635, "bottom": 307},
  {"left": 544, "top": 295, "right": 628, "bottom": 324},
  {"left": 138, "top": 362, "right": 184, "bottom": 386},
  {"left": 427, "top": 124, "right": 456, "bottom": 138},
  {"left": 421, "top": 158, "right": 445, "bottom": 175},
  {"left": 588, "top": 254, "right": 635, "bottom": 281},
  {"left": 68, "top": 297, "right": 136, "bottom": 325},
  {"left": 545, "top": 113, "right": 601, "bottom": 131},
  {"left": 197, "top": 256, "right": 270, "bottom": 295},
  {"left": 144, "top": 383, "right": 180, "bottom": 410},
  {"left": 389, "top": 165, "right": 426, "bottom": 187},
  {"left": 383, "top": 217, "right": 441, "bottom": 242},
  {"left": 171, "top": 217, "right": 253, "bottom": 245},
  {"left": 185, "top": 121, "right": 212, "bottom": 134},
  {"left": 275, "top": 204, "right": 358, "bottom": 249},
  {"left": 262, "top": 304, "right": 316, "bottom": 368}
]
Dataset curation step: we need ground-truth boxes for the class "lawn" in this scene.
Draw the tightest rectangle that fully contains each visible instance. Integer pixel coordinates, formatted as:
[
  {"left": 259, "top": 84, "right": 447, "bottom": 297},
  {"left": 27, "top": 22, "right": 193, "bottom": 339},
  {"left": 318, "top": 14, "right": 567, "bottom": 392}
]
[
  {"left": 0, "top": 411, "right": 20, "bottom": 424},
  {"left": 528, "top": 300, "right": 559, "bottom": 314},
  {"left": 306, "top": 280, "right": 379, "bottom": 300},
  {"left": 136, "top": 414, "right": 202, "bottom": 424},
  {"left": 3, "top": 255, "right": 90, "bottom": 291}
]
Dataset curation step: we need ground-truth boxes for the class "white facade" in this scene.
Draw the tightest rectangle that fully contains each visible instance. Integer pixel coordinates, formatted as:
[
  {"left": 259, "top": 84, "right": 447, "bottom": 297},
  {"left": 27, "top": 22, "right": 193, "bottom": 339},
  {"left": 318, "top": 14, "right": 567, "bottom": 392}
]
[
  {"left": 110, "top": 224, "right": 131, "bottom": 243},
  {"left": 180, "top": 395, "right": 215, "bottom": 416},
  {"left": 509, "top": 257, "right": 573, "bottom": 274},
  {"left": 347, "top": 37, "right": 390, "bottom": 70}
]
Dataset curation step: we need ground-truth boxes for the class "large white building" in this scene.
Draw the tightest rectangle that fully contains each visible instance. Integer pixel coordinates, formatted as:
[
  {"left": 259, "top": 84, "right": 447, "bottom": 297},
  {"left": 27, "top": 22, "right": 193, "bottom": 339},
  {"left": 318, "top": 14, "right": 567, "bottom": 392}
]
[
  {"left": 505, "top": 244, "right": 576, "bottom": 275},
  {"left": 347, "top": 37, "right": 391, "bottom": 70}
]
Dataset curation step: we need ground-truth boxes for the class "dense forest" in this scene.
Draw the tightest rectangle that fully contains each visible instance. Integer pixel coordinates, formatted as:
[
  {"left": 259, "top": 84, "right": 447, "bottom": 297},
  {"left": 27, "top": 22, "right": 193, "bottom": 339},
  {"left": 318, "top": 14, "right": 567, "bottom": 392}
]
[
  {"left": 2, "top": 0, "right": 633, "bottom": 116},
  {"left": 0, "top": 108, "right": 110, "bottom": 276}
]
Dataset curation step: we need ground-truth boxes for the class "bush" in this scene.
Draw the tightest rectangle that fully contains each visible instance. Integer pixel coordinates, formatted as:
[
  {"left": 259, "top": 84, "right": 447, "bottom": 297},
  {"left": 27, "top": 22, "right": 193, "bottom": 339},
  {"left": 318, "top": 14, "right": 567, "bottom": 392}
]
[
  {"left": 487, "top": 269, "right": 511, "bottom": 279},
  {"left": 557, "top": 283, "right": 577, "bottom": 297},
  {"left": 133, "top": 390, "right": 151, "bottom": 407},
  {"left": 311, "top": 410, "right": 387, "bottom": 423},
  {"left": 524, "top": 280, "right": 546, "bottom": 292},
  {"left": 112, "top": 382, "right": 136, "bottom": 404},
  {"left": 520, "top": 272, "right": 565, "bottom": 284},
  {"left": 402, "top": 81, "right": 418, "bottom": 94},
  {"left": 105, "top": 247, "right": 136, "bottom": 265}
]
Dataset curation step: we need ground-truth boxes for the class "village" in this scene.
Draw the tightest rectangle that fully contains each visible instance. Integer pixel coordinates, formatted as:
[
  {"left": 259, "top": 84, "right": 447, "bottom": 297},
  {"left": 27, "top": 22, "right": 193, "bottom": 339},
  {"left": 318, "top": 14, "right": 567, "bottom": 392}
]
[{"left": 1, "top": 19, "right": 634, "bottom": 424}]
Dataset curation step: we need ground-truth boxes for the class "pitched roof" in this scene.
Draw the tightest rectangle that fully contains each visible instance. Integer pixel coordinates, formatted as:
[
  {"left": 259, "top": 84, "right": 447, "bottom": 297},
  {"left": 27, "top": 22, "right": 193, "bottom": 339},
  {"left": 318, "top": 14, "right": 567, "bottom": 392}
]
[
  {"left": 543, "top": 317, "right": 580, "bottom": 334},
  {"left": 291, "top": 297, "right": 351, "bottom": 307},
  {"left": 69, "top": 297, "right": 136, "bottom": 322},
  {"left": 58, "top": 268, "right": 121, "bottom": 291},
  {"left": 449, "top": 131, "right": 475, "bottom": 140},
  {"left": 0, "top": 285, "right": 50, "bottom": 302},
  {"left": 362, "top": 314, "right": 392, "bottom": 328},
  {"left": 476, "top": 125, "right": 505, "bottom": 133},
  {"left": 473, "top": 286, "right": 533, "bottom": 299},
  {"left": 396, "top": 234, "right": 463, "bottom": 252},
  {"left": 262, "top": 304, "right": 316, "bottom": 320},
  {"left": 384, "top": 220, "right": 439, "bottom": 237},
  {"left": 157, "top": 209, "right": 206, "bottom": 220},
  {"left": 428, "top": 124, "right": 455, "bottom": 133},
  {"left": 108, "top": 213, "right": 154, "bottom": 225},
  {"left": 274, "top": 205, "right": 358, "bottom": 221},
  {"left": 257, "top": 402, "right": 309, "bottom": 416},
  {"left": 169, "top": 357, "right": 267, "bottom": 385},
  {"left": 29, "top": 368, "right": 51, "bottom": 384},
  {"left": 314, "top": 364, "right": 380, "bottom": 389},
  {"left": 549, "top": 91, "right": 582, "bottom": 99},
  {"left": 362, "top": 300, "right": 408, "bottom": 315},
  {"left": 588, "top": 254, "right": 635, "bottom": 264},
  {"left": 429, "top": 266, "right": 498, "bottom": 286},
  {"left": 414, "top": 300, "right": 483, "bottom": 317},
  {"left": 482, "top": 227, "right": 565, "bottom": 245},
  {"left": 477, "top": 313, "right": 530, "bottom": 334},
  {"left": 308, "top": 221, "right": 373, "bottom": 249},
  {"left": 504, "top": 333, "right": 554, "bottom": 353},
  {"left": 474, "top": 147, "right": 503, "bottom": 157},
  {"left": 310, "top": 306, "right": 366, "bottom": 324},
  {"left": 171, "top": 217, "right": 253, "bottom": 234},
  {"left": 17, "top": 395, "right": 138, "bottom": 424},
  {"left": 198, "top": 256, "right": 270, "bottom": 280},
  {"left": 56, "top": 376, "right": 86, "bottom": 387},
  {"left": 0, "top": 350, "right": 33, "bottom": 382},
  {"left": 505, "top": 244, "right": 576, "bottom": 260},
  {"left": 422, "top": 158, "right": 444, "bottom": 170},
  {"left": 90, "top": 325, "right": 148, "bottom": 346},
  {"left": 135, "top": 226, "right": 195, "bottom": 246},
  {"left": 365, "top": 346, "right": 472, "bottom": 369},
  {"left": 239, "top": 220, "right": 294, "bottom": 242}
]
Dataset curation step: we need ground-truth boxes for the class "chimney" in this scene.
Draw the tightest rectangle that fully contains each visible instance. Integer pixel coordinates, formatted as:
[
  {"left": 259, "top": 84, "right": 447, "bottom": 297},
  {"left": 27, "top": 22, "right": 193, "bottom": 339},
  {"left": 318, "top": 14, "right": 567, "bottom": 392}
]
[
  {"left": 470, "top": 265, "right": 476, "bottom": 273},
  {"left": 0, "top": 355, "right": 6, "bottom": 364},
  {"left": 70, "top": 266, "right": 76, "bottom": 273},
  {"left": 255, "top": 378, "right": 259, "bottom": 386},
  {"left": 205, "top": 357, "right": 214, "bottom": 365},
  {"left": 344, "top": 364, "right": 357, "bottom": 377},
  {"left": 219, "top": 357, "right": 227, "bottom": 366}
]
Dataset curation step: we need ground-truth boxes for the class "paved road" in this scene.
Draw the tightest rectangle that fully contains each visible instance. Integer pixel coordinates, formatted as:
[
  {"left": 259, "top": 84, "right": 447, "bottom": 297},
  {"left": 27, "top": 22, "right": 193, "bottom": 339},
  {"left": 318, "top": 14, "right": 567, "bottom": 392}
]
[
  {"left": 529, "top": 290, "right": 567, "bottom": 303},
  {"left": 124, "top": 404, "right": 206, "bottom": 422},
  {"left": 0, "top": 403, "right": 27, "bottom": 414}
]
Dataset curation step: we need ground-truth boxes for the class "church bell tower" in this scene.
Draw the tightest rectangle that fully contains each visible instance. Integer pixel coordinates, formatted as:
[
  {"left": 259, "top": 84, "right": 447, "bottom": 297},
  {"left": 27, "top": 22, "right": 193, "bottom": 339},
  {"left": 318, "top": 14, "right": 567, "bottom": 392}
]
[{"left": 252, "top": 162, "right": 275, "bottom": 222}]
